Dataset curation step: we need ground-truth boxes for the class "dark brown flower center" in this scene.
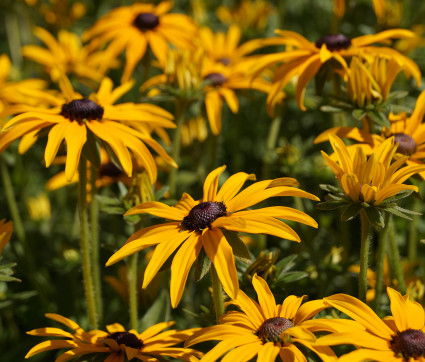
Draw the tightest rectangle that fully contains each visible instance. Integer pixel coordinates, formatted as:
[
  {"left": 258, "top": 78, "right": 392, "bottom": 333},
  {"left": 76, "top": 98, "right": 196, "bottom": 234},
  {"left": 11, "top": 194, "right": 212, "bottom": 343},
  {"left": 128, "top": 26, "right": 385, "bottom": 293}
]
[
  {"left": 133, "top": 12, "right": 159, "bottom": 31},
  {"left": 60, "top": 99, "right": 104, "bottom": 124},
  {"left": 203, "top": 73, "right": 227, "bottom": 87},
  {"left": 315, "top": 34, "right": 351, "bottom": 51},
  {"left": 218, "top": 57, "right": 231, "bottom": 66},
  {"left": 106, "top": 331, "right": 143, "bottom": 349},
  {"left": 390, "top": 329, "right": 425, "bottom": 359},
  {"left": 256, "top": 317, "right": 294, "bottom": 343},
  {"left": 393, "top": 133, "right": 417, "bottom": 155},
  {"left": 98, "top": 162, "right": 124, "bottom": 178},
  {"left": 181, "top": 201, "right": 227, "bottom": 231}
]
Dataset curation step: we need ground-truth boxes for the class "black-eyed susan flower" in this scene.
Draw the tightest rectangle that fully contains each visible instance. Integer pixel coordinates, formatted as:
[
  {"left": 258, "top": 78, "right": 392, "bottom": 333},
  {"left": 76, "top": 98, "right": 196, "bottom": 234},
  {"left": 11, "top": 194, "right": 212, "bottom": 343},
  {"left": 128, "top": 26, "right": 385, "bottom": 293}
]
[
  {"left": 0, "top": 76, "right": 176, "bottom": 183},
  {"left": 22, "top": 27, "right": 115, "bottom": 82},
  {"left": 198, "top": 24, "right": 263, "bottom": 68},
  {"left": 25, "top": 313, "right": 202, "bottom": 361},
  {"left": 0, "top": 54, "right": 47, "bottom": 118},
  {"left": 185, "top": 274, "right": 337, "bottom": 361},
  {"left": 83, "top": 1, "right": 198, "bottom": 83},
  {"left": 106, "top": 165, "right": 319, "bottom": 307},
  {"left": 216, "top": 0, "right": 275, "bottom": 32},
  {"left": 317, "top": 287, "right": 425, "bottom": 361},
  {"left": 316, "top": 90, "right": 425, "bottom": 180},
  {"left": 253, "top": 28, "right": 421, "bottom": 111},
  {"left": 320, "top": 135, "right": 425, "bottom": 223}
]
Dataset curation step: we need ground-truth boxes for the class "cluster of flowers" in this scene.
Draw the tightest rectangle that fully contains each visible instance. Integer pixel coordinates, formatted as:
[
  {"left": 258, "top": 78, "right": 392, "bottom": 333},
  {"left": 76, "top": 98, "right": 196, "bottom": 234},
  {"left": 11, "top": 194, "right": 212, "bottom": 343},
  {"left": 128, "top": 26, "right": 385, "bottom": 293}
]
[{"left": 0, "top": 0, "right": 425, "bottom": 361}]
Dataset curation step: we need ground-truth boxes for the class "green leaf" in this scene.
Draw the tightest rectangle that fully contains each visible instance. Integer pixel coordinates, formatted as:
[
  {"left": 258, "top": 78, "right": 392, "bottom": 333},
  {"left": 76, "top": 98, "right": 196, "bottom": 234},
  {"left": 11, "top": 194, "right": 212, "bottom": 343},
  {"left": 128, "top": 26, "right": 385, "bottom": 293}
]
[
  {"left": 316, "top": 201, "right": 345, "bottom": 210},
  {"left": 387, "top": 90, "right": 409, "bottom": 101},
  {"left": 155, "top": 186, "right": 170, "bottom": 201},
  {"left": 221, "top": 229, "right": 251, "bottom": 263},
  {"left": 0, "top": 274, "right": 20, "bottom": 282},
  {"left": 140, "top": 290, "right": 170, "bottom": 330},
  {"left": 193, "top": 248, "right": 211, "bottom": 282},
  {"left": 278, "top": 271, "right": 308, "bottom": 283},
  {"left": 320, "top": 105, "right": 344, "bottom": 113},
  {"left": 384, "top": 207, "right": 413, "bottom": 220},
  {"left": 319, "top": 184, "right": 341, "bottom": 193},
  {"left": 352, "top": 109, "right": 366, "bottom": 120},
  {"left": 365, "top": 207, "right": 385, "bottom": 228},
  {"left": 275, "top": 254, "right": 297, "bottom": 276},
  {"left": 379, "top": 190, "right": 415, "bottom": 204},
  {"left": 341, "top": 203, "right": 362, "bottom": 221},
  {"left": 367, "top": 110, "right": 390, "bottom": 129}
]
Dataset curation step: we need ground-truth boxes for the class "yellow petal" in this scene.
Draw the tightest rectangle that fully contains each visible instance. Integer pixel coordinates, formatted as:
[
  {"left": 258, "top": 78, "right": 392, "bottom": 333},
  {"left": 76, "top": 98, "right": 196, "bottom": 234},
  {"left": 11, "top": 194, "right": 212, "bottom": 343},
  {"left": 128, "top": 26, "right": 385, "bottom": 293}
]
[
  {"left": 203, "top": 165, "right": 227, "bottom": 202},
  {"left": 252, "top": 274, "right": 277, "bottom": 319}
]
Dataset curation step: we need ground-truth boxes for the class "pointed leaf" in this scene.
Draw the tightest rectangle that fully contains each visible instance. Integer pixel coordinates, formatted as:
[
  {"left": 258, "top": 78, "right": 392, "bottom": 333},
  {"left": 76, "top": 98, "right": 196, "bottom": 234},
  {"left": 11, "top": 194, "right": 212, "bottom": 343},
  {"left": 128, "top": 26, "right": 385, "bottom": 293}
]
[
  {"left": 193, "top": 248, "right": 211, "bottom": 282},
  {"left": 220, "top": 228, "right": 251, "bottom": 263},
  {"left": 341, "top": 203, "right": 362, "bottom": 221},
  {"left": 365, "top": 207, "right": 385, "bottom": 228}
]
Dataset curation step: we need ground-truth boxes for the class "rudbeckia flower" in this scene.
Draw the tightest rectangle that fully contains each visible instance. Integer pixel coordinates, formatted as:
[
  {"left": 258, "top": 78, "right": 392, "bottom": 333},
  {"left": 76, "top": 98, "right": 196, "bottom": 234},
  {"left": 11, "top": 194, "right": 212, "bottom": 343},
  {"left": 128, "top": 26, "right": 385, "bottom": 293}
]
[
  {"left": 0, "top": 76, "right": 177, "bottom": 183},
  {"left": 22, "top": 27, "right": 115, "bottom": 82},
  {"left": 83, "top": 1, "right": 198, "bottom": 82},
  {"left": 185, "top": 274, "right": 337, "bottom": 361},
  {"left": 0, "top": 54, "right": 47, "bottom": 118},
  {"left": 321, "top": 135, "right": 425, "bottom": 206},
  {"left": 25, "top": 313, "right": 202, "bottom": 361},
  {"left": 316, "top": 90, "right": 425, "bottom": 179},
  {"left": 317, "top": 287, "right": 425, "bottom": 361},
  {"left": 198, "top": 24, "right": 263, "bottom": 68},
  {"left": 106, "top": 165, "right": 319, "bottom": 307},
  {"left": 253, "top": 28, "right": 421, "bottom": 111}
]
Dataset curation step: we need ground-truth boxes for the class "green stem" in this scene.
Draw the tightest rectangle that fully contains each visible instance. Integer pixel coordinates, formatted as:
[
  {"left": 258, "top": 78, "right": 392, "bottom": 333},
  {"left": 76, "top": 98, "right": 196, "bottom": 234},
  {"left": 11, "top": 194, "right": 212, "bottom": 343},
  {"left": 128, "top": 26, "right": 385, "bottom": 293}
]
[
  {"left": 408, "top": 189, "right": 422, "bottom": 260},
  {"left": 374, "top": 213, "right": 389, "bottom": 313},
  {"left": 128, "top": 253, "right": 139, "bottom": 330},
  {"left": 1, "top": 156, "right": 49, "bottom": 307},
  {"left": 210, "top": 264, "right": 224, "bottom": 323},
  {"left": 90, "top": 164, "right": 102, "bottom": 325},
  {"left": 261, "top": 111, "right": 282, "bottom": 180},
  {"left": 359, "top": 210, "right": 371, "bottom": 302},
  {"left": 1, "top": 156, "right": 25, "bottom": 243},
  {"left": 388, "top": 214, "right": 406, "bottom": 294},
  {"left": 78, "top": 159, "right": 98, "bottom": 329},
  {"left": 168, "top": 100, "right": 187, "bottom": 199}
]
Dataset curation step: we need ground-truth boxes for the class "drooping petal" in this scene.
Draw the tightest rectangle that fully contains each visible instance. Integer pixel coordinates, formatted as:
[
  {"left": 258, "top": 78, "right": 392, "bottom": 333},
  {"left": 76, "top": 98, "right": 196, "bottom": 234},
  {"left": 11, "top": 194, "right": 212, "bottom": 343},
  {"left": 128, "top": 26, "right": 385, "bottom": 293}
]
[
  {"left": 170, "top": 233, "right": 202, "bottom": 308},
  {"left": 202, "top": 228, "right": 239, "bottom": 300}
]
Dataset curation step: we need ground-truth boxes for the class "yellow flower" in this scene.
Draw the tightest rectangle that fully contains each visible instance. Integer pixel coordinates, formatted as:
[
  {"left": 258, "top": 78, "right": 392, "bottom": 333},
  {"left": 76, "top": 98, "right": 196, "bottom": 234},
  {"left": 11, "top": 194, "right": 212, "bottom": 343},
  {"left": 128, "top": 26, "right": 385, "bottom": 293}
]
[
  {"left": 321, "top": 135, "right": 425, "bottom": 205},
  {"left": 216, "top": 0, "right": 275, "bottom": 31},
  {"left": 373, "top": 0, "right": 403, "bottom": 28},
  {"left": 26, "top": 193, "right": 51, "bottom": 222},
  {"left": 317, "top": 287, "right": 425, "bottom": 361},
  {"left": 0, "top": 54, "right": 47, "bottom": 118},
  {"left": 315, "top": 90, "right": 425, "bottom": 180},
  {"left": 22, "top": 27, "right": 115, "bottom": 82},
  {"left": 0, "top": 219, "right": 13, "bottom": 257},
  {"left": 106, "top": 165, "right": 319, "bottom": 307},
  {"left": 350, "top": 258, "right": 425, "bottom": 302},
  {"left": 0, "top": 76, "right": 176, "bottom": 183},
  {"left": 253, "top": 28, "right": 421, "bottom": 111},
  {"left": 198, "top": 24, "right": 264, "bottom": 68},
  {"left": 25, "top": 313, "right": 202, "bottom": 361},
  {"left": 181, "top": 116, "right": 208, "bottom": 146},
  {"left": 345, "top": 56, "right": 403, "bottom": 108},
  {"left": 185, "top": 274, "right": 336, "bottom": 361},
  {"left": 83, "top": 1, "right": 198, "bottom": 82}
]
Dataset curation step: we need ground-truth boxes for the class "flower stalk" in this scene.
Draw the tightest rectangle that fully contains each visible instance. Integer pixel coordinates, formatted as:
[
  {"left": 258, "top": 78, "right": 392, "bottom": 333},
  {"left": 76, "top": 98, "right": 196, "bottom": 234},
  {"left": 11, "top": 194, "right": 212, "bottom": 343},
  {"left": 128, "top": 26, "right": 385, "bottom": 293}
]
[
  {"left": 78, "top": 159, "right": 98, "bottom": 329},
  {"left": 374, "top": 212, "right": 389, "bottom": 313},
  {"left": 359, "top": 209, "right": 371, "bottom": 302},
  {"left": 90, "top": 164, "right": 102, "bottom": 324},
  {"left": 388, "top": 214, "right": 406, "bottom": 294},
  {"left": 128, "top": 253, "right": 139, "bottom": 330},
  {"left": 210, "top": 264, "right": 225, "bottom": 323},
  {"left": 169, "top": 99, "right": 187, "bottom": 198}
]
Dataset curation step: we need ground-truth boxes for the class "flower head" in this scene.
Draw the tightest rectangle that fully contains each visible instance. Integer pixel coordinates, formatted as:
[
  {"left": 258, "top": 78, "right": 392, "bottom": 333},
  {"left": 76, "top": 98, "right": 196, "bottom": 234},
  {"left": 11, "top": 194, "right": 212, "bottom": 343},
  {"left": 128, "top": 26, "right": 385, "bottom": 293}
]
[
  {"left": 321, "top": 135, "right": 425, "bottom": 206},
  {"left": 185, "top": 274, "right": 336, "bottom": 361},
  {"left": 253, "top": 28, "right": 421, "bottom": 112},
  {"left": 83, "top": 1, "right": 198, "bottom": 82},
  {"left": 315, "top": 90, "right": 425, "bottom": 180},
  {"left": 106, "top": 166, "right": 319, "bottom": 307},
  {"left": 22, "top": 27, "right": 115, "bottom": 82},
  {"left": 317, "top": 287, "right": 425, "bottom": 361},
  {"left": 0, "top": 76, "right": 176, "bottom": 182},
  {"left": 25, "top": 313, "right": 202, "bottom": 361}
]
